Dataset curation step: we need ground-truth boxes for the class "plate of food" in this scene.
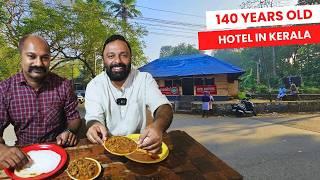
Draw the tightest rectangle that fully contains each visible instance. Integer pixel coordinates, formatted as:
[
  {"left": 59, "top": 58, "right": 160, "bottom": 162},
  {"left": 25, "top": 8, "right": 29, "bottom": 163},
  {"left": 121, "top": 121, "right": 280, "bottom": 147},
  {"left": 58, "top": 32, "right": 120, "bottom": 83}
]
[
  {"left": 125, "top": 134, "right": 169, "bottom": 164},
  {"left": 66, "top": 157, "right": 101, "bottom": 180},
  {"left": 103, "top": 136, "right": 138, "bottom": 156},
  {"left": 4, "top": 144, "right": 67, "bottom": 180}
]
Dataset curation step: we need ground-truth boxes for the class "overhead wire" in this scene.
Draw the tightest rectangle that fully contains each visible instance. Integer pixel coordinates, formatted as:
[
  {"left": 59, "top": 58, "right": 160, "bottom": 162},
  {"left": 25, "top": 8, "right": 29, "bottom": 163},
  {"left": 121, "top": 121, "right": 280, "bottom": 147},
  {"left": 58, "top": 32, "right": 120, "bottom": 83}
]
[
  {"left": 134, "top": 17, "right": 205, "bottom": 28},
  {"left": 147, "top": 31, "right": 196, "bottom": 39},
  {"left": 135, "top": 5, "right": 204, "bottom": 18},
  {"left": 132, "top": 22, "right": 201, "bottom": 32},
  {"left": 5, "top": 1, "right": 204, "bottom": 37}
]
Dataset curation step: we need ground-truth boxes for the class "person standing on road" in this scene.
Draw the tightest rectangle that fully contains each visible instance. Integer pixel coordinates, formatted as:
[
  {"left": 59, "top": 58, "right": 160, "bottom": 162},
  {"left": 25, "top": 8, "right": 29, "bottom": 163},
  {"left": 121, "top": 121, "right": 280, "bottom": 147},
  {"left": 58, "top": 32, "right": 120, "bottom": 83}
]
[
  {"left": 209, "top": 93, "right": 214, "bottom": 114},
  {"left": 85, "top": 34, "right": 173, "bottom": 154},
  {"left": 0, "top": 35, "right": 81, "bottom": 170},
  {"left": 202, "top": 91, "right": 210, "bottom": 118}
]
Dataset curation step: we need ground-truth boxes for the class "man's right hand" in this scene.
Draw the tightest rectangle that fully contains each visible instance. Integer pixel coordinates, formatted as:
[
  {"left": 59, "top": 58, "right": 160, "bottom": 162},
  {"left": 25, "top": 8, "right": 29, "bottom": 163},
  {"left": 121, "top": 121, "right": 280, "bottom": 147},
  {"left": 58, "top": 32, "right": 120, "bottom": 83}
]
[
  {"left": 0, "top": 144, "right": 31, "bottom": 170},
  {"left": 86, "top": 121, "right": 107, "bottom": 145}
]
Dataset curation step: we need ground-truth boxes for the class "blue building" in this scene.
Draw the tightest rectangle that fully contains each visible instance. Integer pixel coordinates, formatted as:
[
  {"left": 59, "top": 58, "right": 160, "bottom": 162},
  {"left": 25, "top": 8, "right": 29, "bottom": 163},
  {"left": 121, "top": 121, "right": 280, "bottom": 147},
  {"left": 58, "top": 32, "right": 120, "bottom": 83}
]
[{"left": 139, "top": 54, "right": 244, "bottom": 99}]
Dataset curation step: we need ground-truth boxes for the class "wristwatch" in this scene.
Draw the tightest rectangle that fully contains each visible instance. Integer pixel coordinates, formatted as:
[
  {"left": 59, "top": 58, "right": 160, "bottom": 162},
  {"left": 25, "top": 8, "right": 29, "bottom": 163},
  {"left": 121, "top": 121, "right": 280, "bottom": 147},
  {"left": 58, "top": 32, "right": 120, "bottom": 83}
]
[{"left": 65, "top": 128, "right": 76, "bottom": 134}]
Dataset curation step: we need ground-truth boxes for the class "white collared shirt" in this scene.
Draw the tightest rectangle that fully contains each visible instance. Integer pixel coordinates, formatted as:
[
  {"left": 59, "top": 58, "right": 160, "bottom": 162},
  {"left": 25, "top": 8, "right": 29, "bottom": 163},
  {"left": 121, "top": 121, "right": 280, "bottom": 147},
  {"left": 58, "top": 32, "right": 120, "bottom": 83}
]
[{"left": 85, "top": 68, "right": 170, "bottom": 135}]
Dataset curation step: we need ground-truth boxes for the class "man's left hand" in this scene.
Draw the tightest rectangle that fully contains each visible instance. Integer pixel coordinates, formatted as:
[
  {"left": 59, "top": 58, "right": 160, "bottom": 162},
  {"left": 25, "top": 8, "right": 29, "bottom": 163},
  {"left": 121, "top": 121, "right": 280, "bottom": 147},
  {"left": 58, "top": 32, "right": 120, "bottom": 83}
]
[
  {"left": 56, "top": 130, "right": 78, "bottom": 147},
  {"left": 138, "top": 124, "right": 162, "bottom": 154}
]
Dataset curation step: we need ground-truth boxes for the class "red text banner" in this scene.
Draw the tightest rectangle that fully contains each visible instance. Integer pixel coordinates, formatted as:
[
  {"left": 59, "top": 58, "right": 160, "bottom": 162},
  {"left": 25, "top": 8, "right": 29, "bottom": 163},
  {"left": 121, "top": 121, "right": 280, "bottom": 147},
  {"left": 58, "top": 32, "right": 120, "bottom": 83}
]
[
  {"left": 206, "top": 5, "right": 320, "bottom": 30},
  {"left": 159, "top": 86, "right": 179, "bottom": 96},
  {"left": 198, "top": 24, "right": 320, "bottom": 50},
  {"left": 195, "top": 85, "right": 217, "bottom": 95}
]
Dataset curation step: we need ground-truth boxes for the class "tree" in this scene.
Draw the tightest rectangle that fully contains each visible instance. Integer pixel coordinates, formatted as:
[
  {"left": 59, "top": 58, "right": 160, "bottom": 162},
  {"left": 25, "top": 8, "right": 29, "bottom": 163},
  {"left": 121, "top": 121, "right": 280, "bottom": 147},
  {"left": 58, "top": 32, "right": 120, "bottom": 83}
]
[
  {"left": 107, "top": 0, "right": 141, "bottom": 23},
  {"left": 52, "top": 60, "right": 82, "bottom": 80},
  {"left": 241, "top": 0, "right": 279, "bottom": 78},
  {"left": 159, "top": 46, "right": 173, "bottom": 58},
  {"left": 0, "top": 35, "right": 20, "bottom": 81},
  {"left": 0, "top": 1, "right": 147, "bottom": 81},
  {"left": 297, "top": 0, "right": 320, "bottom": 5},
  {"left": 296, "top": 45, "right": 320, "bottom": 87},
  {"left": 159, "top": 43, "right": 201, "bottom": 58},
  {"left": 0, "top": 0, "right": 29, "bottom": 47},
  {"left": 213, "top": 49, "right": 242, "bottom": 67}
]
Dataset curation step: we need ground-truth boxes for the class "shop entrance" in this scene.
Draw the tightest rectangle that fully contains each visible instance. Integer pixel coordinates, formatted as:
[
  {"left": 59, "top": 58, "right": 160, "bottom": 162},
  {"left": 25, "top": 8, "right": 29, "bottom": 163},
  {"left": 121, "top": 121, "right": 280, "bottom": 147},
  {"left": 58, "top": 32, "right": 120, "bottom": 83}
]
[{"left": 182, "top": 78, "right": 194, "bottom": 95}]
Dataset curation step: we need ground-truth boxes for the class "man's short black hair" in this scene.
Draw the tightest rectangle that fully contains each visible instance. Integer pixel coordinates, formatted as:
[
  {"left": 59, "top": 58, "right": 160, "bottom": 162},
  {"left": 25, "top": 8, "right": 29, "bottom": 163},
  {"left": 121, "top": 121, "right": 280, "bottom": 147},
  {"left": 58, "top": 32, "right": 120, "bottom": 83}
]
[{"left": 102, "top": 34, "right": 132, "bottom": 57}]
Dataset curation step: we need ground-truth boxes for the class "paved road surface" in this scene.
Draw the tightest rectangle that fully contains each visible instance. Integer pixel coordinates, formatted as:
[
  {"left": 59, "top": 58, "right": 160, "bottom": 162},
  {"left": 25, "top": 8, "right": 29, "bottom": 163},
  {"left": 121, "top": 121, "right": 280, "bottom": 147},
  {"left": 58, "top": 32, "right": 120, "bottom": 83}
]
[
  {"left": 169, "top": 113, "right": 320, "bottom": 180},
  {"left": 3, "top": 111, "right": 320, "bottom": 179}
]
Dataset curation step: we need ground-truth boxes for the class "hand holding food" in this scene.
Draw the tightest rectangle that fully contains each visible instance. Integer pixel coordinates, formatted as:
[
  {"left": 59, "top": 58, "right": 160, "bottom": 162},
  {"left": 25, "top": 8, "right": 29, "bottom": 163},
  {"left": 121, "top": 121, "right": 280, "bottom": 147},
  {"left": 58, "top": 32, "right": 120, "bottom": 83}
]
[
  {"left": 86, "top": 122, "right": 108, "bottom": 144},
  {"left": 0, "top": 144, "right": 31, "bottom": 170},
  {"left": 14, "top": 150, "right": 61, "bottom": 178},
  {"left": 125, "top": 134, "right": 169, "bottom": 164},
  {"left": 138, "top": 124, "right": 163, "bottom": 154}
]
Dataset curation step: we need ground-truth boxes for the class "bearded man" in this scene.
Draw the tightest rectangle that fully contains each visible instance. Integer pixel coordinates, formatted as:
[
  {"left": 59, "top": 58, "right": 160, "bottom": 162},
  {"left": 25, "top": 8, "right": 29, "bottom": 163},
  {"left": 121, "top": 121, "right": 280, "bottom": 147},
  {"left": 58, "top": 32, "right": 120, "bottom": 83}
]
[{"left": 85, "top": 34, "right": 173, "bottom": 154}]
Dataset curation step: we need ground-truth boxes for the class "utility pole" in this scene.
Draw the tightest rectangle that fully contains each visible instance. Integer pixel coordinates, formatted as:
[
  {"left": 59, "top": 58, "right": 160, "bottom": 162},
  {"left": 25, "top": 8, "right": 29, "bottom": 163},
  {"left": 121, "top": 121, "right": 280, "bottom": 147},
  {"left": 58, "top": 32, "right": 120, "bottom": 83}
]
[
  {"left": 272, "top": 46, "right": 276, "bottom": 76},
  {"left": 256, "top": 58, "right": 261, "bottom": 84}
]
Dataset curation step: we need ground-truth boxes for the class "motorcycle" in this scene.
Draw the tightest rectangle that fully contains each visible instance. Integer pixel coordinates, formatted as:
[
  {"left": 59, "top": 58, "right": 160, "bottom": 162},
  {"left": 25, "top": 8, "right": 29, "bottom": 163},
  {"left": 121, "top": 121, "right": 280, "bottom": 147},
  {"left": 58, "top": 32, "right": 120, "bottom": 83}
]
[{"left": 231, "top": 98, "right": 257, "bottom": 117}]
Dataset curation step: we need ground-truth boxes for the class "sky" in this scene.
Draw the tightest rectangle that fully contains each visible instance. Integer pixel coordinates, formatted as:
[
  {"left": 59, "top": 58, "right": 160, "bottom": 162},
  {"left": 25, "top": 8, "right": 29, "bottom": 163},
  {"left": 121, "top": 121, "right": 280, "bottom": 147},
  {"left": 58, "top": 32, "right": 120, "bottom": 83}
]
[{"left": 133, "top": 0, "right": 298, "bottom": 62}]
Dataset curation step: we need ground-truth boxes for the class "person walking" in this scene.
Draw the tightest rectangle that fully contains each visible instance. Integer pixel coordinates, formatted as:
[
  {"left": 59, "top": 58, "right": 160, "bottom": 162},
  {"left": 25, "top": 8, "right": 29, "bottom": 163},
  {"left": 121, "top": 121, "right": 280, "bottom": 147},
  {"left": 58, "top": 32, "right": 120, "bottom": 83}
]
[{"left": 202, "top": 91, "right": 210, "bottom": 118}]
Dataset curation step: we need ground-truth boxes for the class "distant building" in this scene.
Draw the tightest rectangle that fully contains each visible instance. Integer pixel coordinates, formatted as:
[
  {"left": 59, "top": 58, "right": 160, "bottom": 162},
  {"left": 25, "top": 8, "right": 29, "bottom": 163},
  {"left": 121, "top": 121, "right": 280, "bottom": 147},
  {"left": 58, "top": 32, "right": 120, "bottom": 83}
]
[{"left": 139, "top": 54, "right": 245, "bottom": 100}]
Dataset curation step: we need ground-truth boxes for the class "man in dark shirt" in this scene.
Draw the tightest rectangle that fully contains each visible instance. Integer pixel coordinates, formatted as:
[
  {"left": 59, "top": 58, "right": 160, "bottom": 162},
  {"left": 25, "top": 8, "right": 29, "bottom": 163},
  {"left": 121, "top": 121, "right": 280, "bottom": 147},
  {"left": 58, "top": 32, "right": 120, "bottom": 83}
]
[{"left": 0, "top": 35, "right": 81, "bottom": 170}]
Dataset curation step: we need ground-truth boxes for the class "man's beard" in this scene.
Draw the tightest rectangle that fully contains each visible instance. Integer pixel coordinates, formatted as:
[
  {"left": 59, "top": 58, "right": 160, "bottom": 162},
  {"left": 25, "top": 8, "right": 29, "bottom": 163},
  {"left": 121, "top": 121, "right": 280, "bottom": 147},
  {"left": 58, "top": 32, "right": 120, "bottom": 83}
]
[{"left": 104, "top": 63, "right": 131, "bottom": 81}]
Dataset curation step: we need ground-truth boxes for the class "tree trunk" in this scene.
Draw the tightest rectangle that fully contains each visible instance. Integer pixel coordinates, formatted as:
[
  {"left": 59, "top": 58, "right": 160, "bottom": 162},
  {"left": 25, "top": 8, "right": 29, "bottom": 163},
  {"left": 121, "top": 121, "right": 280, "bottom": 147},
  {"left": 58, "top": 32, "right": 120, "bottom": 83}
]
[{"left": 272, "top": 46, "right": 276, "bottom": 76}]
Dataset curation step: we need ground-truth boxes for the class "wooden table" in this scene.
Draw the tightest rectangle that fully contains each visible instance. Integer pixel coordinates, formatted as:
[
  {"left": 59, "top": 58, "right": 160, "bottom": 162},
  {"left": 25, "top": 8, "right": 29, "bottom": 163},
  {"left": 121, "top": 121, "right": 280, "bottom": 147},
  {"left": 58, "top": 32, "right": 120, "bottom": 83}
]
[{"left": 0, "top": 130, "right": 243, "bottom": 180}]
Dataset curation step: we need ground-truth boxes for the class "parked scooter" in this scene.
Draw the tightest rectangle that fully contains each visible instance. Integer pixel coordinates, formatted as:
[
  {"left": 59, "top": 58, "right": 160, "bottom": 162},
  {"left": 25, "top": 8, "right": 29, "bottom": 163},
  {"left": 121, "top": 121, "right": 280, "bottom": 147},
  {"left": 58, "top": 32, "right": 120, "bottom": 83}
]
[{"left": 231, "top": 97, "right": 257, "bottom": 117}]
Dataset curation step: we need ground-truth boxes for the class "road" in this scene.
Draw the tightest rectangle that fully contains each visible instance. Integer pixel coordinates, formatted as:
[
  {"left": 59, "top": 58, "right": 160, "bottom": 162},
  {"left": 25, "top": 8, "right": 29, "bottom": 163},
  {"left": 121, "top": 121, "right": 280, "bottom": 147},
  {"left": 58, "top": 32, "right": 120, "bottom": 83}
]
[
  {"left": 170, "top": 113, "right": 320, "bottom": 180},
  {"left": 3, "top": 110, "right": 320, "bottom": 179}
]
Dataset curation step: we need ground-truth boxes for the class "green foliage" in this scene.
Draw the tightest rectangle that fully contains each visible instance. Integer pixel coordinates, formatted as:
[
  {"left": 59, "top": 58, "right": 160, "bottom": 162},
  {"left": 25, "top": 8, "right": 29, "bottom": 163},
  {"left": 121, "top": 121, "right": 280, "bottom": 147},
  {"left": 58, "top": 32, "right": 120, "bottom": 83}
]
[
  {"left": 0, "top": 35, "right": 20, "bottom": 80},
  {"left": 296, "top": 44, "right": 320, "bottom": 87},
  {"left": 159, "top": 43, "right": 201, "bottom": 58},
  {"left": 214, "top": 44, "right": 320, "bottom": 94},
  {"left": 51, "top": 61, "right": 82, "bottom": 80},
  {"left": 0, "top": 0, "right": 147, "bottom": 81},
  {"left": 108, "top": 0, "right": 141, "bottom": 22},
  {"left": 255, "top": 84, "right": 269, "bottom": 94},
  {"left": 299, "top": 86, "right": 320, "bottom": 94},
  {"left": 214, "top": 49, "right": 242, "bottom": 67},
  {"left": 238, "top": 91, "right": 247, "bottom": 100},
  {"left": 239, "top": 68, "right": 255, "bottom": 91},
  {"left": 0, "top": 1, "right": 7, "bottom": 24},
  {"left": 214, "top": 49, "right": 257, "bottom": 91}
]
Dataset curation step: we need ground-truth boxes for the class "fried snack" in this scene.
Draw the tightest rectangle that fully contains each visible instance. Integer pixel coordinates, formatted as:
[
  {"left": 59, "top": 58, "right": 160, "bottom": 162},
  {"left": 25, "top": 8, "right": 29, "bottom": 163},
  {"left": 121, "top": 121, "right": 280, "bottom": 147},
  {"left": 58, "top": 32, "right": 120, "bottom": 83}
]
[
  {"left": 127, "top": 148, "right": 160, "bottom": 162},
  {"left": 104, "top": 136, "right": 137, "bottom": 155},
  {"left": 67, "top": 158, "right": 100, "bottom": 180}
]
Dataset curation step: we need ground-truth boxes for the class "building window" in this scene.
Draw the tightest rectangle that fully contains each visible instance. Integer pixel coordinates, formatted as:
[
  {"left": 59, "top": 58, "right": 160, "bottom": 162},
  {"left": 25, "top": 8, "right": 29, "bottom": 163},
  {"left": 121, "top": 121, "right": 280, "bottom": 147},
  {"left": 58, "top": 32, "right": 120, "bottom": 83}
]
[
  {"left": 173, "top": 79, "right": 181, "bottom": 86},
  {"left": 195, "top": 77, "right": 214, "bottom": 85},
  {"left": 194, "top": 78, "right": 203, "bottom": 85},
  {"left": 205, "top": 78, "right": 215, "bottom": 85},
  {"left": 165, "top": 80, "right": 173, "bottom": 87}
]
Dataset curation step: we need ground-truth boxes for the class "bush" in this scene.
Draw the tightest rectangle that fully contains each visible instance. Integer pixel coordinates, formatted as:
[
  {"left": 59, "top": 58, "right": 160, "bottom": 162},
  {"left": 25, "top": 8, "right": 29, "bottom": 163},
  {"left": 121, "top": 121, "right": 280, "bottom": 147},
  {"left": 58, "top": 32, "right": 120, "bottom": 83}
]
[
  {"left": 238, "top": 91, "right": 246, "bottom": 99},
  {"left": 255, "top": 84, "right": 269, "bottom": 94},
  {"left": 299, "top": 86, "right": 320, "bottom": 94}
]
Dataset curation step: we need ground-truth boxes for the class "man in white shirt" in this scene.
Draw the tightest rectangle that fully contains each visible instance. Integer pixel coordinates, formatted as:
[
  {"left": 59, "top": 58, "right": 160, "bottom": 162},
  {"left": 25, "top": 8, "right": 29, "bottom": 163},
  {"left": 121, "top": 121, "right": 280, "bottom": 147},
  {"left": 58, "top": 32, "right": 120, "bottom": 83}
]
[{"left": 85, "top": 35, "right": 173, "bottom": 153}]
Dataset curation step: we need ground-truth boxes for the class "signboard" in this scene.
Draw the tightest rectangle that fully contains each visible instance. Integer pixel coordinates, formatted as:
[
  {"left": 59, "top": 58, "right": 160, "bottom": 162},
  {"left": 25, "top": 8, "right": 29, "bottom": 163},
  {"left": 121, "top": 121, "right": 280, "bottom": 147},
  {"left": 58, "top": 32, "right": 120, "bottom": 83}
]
[
  {"left": 195, "top": 85, "right": 217, "bottom": 95},
  {"left": 159, "top": 86, "right": 179, "bottom": 95},
  {"left": 199, "top": 5, "right": 320, "bottom": 50}
]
